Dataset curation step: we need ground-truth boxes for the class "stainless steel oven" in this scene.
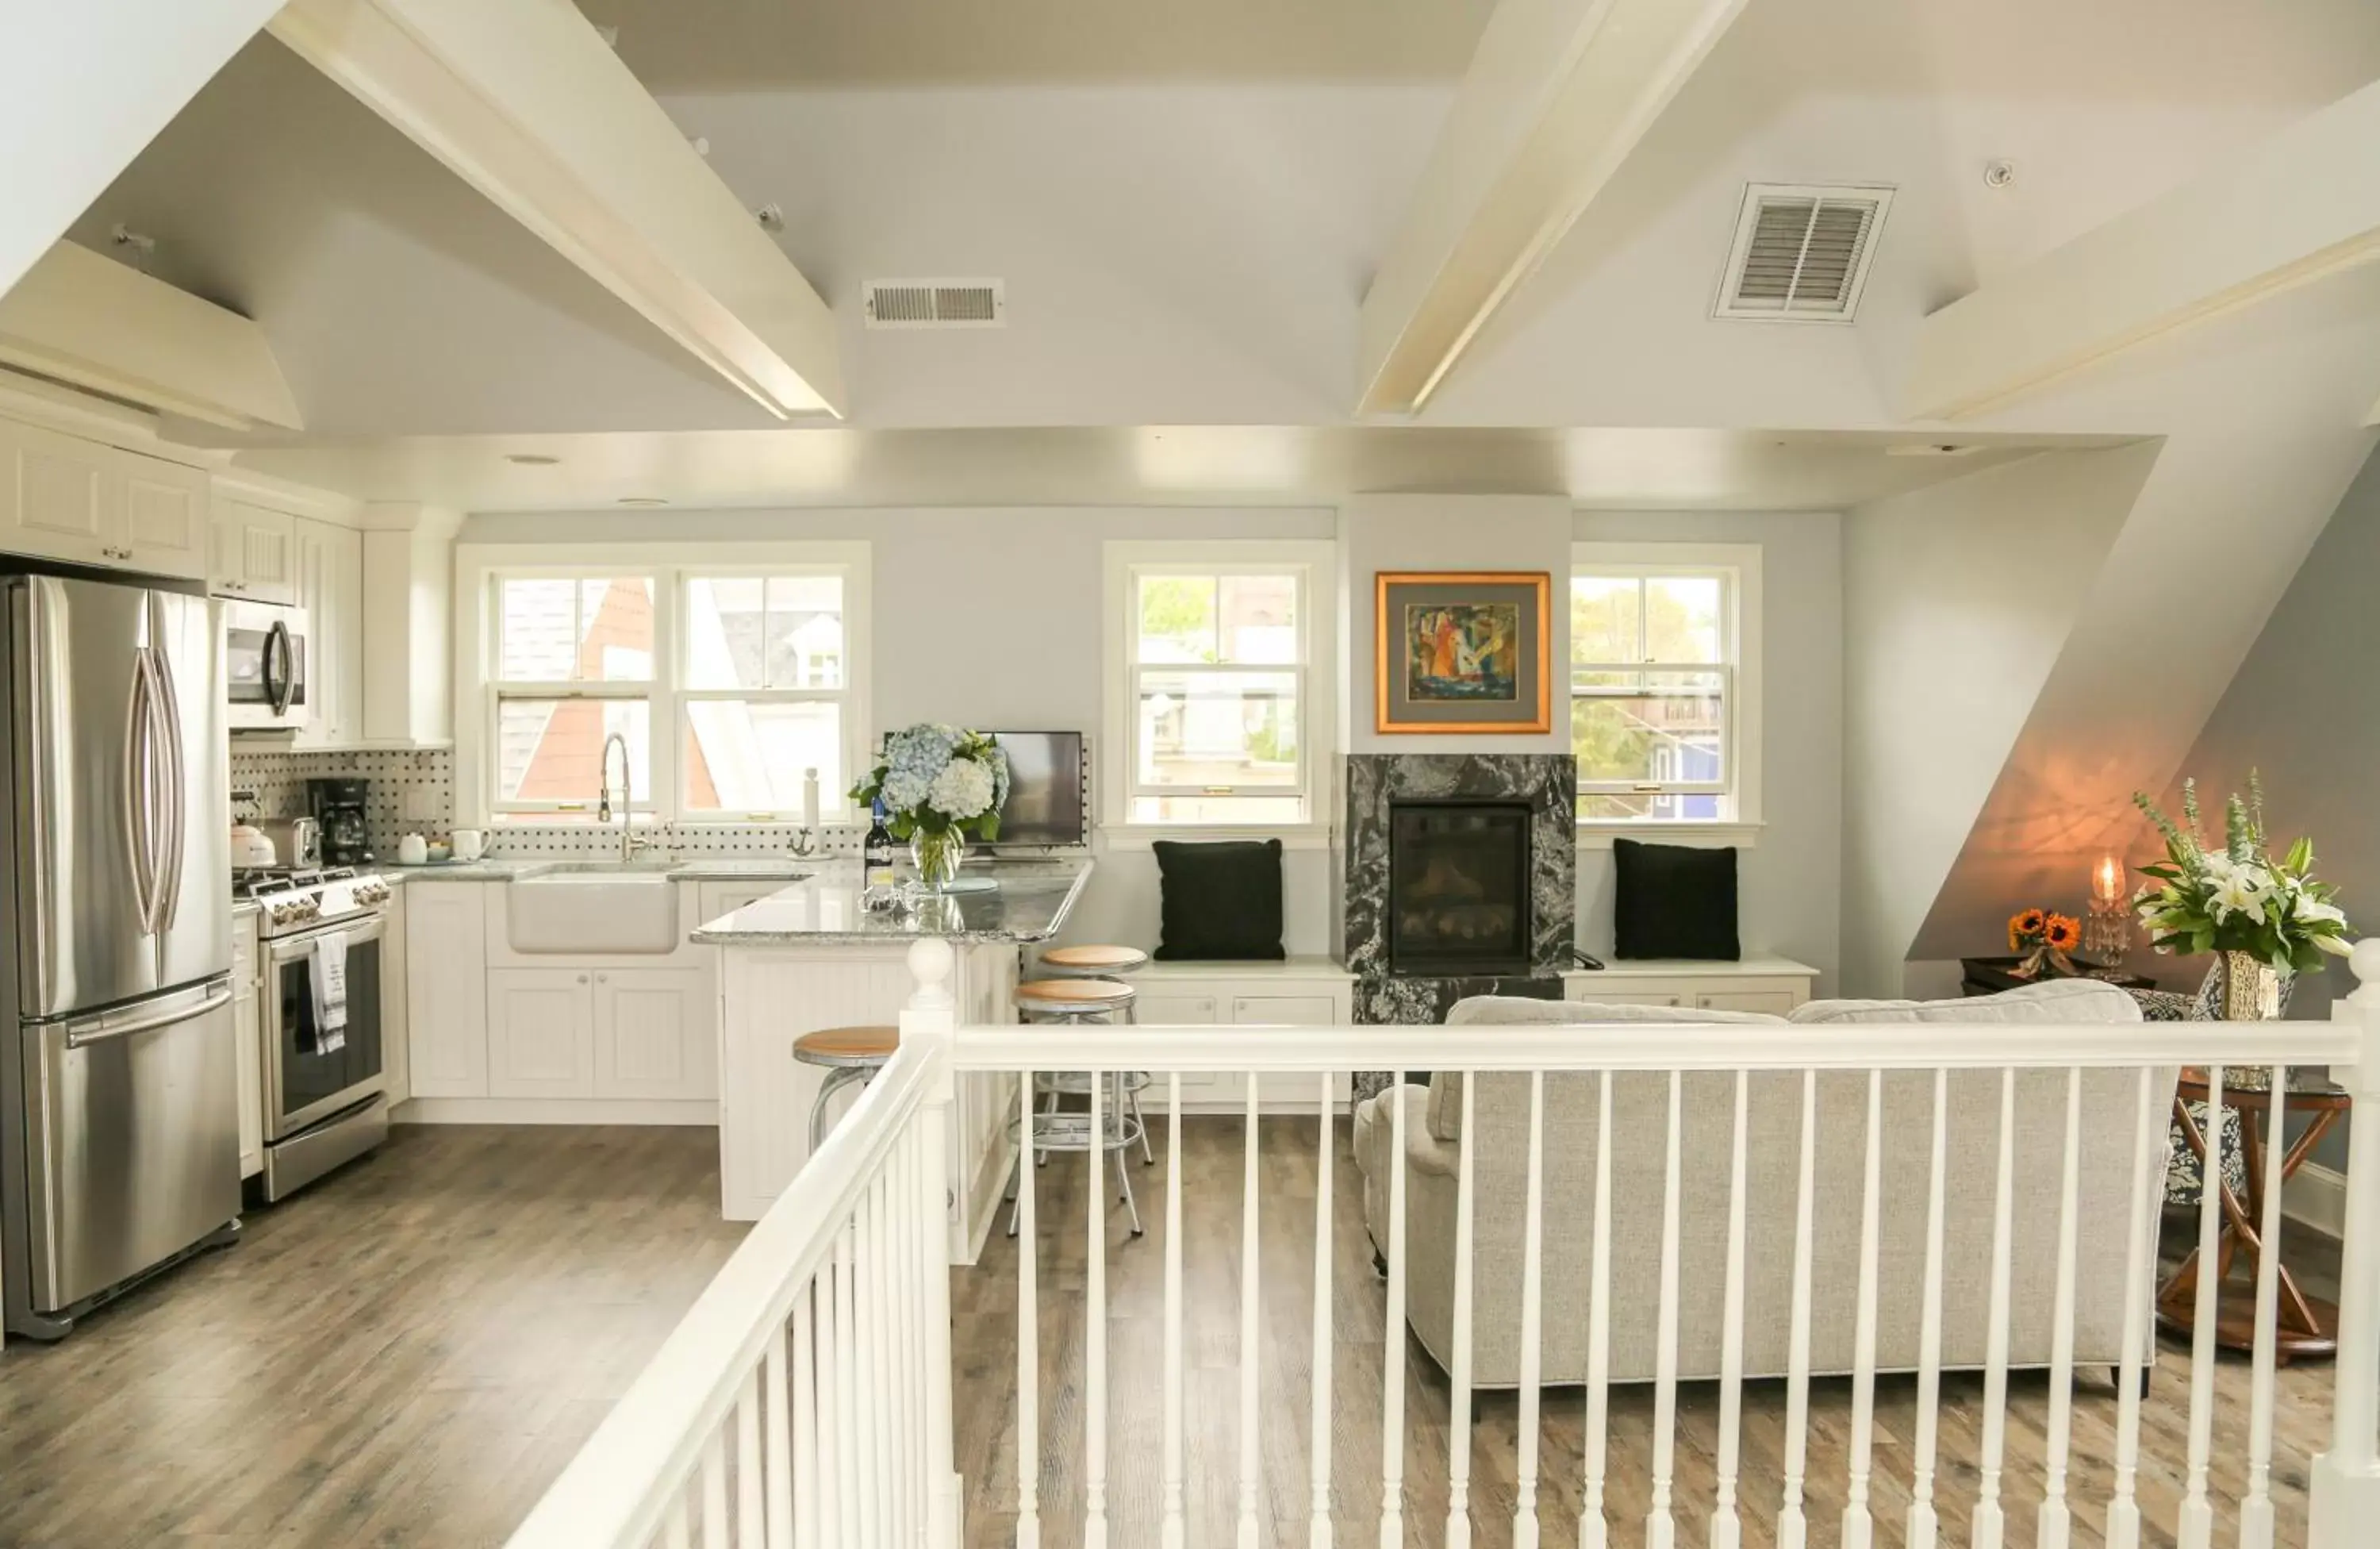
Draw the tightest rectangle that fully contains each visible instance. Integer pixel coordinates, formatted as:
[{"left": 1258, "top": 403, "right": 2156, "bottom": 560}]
[
  {"left": 260, "top": 912, "right": 387, "bottom": 1200},
  {"left": 224, "top": 600, "right": 309, "bottom": 732}
]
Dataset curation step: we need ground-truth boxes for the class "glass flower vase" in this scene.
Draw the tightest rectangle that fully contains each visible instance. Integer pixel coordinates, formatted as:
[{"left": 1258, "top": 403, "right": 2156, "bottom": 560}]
[{"left": 909, "top": 828, "right": 966, "bottom": 894}]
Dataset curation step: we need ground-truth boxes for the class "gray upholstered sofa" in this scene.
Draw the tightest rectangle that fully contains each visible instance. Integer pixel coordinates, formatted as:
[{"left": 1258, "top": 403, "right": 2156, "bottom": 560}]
[{"left": 1349, "top": 978, "right": 2167, "bottom": 1389}]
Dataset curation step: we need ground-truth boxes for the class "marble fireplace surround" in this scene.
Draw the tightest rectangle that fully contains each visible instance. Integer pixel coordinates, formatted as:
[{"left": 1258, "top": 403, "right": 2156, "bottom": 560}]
[{"left": 1343, "top": 753, "right": 1577, "bottom": 1030}]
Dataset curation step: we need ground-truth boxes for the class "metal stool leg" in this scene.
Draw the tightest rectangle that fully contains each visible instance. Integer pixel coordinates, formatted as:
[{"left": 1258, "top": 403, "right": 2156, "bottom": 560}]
[
  {"left": 1111, "top": 1070, "right": 1142, "bottom": 1236},
  {"left": 808, "top": 1066, "right": 869, "bottom": 1150}
]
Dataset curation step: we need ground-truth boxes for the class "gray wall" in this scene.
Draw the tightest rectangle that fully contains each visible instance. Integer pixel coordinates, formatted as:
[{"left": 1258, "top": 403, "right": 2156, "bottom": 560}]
[{"left": 2165, "top": 444, "right": 2380, "bottom": 1167}]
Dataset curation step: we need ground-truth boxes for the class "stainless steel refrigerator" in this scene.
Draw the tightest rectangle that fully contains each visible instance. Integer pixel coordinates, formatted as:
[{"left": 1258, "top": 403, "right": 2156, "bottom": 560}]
[{"left": 1, "top": 569, "right": 238, "bottom": 1340}]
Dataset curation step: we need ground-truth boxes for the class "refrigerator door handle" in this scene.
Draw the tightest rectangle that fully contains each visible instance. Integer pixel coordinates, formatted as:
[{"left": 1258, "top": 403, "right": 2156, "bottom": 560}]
[
  {"left": 63, "top": 983, "right": 233, "bottom": 1049},
  {"left": 121, "top": 644, "right": 159, "bottom": 936},
  {"left": 146, "top": 636, "right": 187, "bottom": 930}
]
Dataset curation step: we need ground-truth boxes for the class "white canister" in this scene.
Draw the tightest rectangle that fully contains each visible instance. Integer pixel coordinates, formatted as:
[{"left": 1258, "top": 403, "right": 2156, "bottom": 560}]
[
  {"left": 450, "top": 828, "right": 486, "bottom": 862},
  {"left": 397, "top": 833, "right": 429, "bottom": 866}
]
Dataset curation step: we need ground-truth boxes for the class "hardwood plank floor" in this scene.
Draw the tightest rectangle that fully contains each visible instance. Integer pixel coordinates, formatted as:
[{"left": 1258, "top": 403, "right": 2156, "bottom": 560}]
[
  {"left": 0, "top": 1124, "right": 745, "bottom": 1549},
  {"left": 954, "top": 1115, "right": 2343, "bottom": 1549}
]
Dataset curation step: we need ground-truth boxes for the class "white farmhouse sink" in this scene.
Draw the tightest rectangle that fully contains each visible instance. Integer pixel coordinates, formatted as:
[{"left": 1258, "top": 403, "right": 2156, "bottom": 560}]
[{"left": 507, "top": 872, "right": 681, "bottom": 955}]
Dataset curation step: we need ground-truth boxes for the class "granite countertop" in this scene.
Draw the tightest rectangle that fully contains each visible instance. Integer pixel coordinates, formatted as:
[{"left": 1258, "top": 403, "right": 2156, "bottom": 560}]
[
  {"left": 691, "top": 859, "right": 1095, "bottom": 945},
  {"left": 378, "top": 858, "right": 823, "bottom": 884}
]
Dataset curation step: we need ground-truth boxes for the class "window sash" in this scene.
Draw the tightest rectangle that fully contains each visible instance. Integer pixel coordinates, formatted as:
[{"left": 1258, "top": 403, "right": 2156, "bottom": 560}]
[
  {"left": 1571, "top": 566, "right": 1738, "bottom": 810},
  {"left": 1128, "top": 660, "right": 1306, "bottom": 798},
  {"left": 489, "top": 690, "right": 656, "bottom": 815}
]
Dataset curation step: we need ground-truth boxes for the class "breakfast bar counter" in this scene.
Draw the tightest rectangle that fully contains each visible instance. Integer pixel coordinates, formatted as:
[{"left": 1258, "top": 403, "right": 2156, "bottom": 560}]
[{"left": 699, "top": 859, "right": 1093, "bottom": 1251}]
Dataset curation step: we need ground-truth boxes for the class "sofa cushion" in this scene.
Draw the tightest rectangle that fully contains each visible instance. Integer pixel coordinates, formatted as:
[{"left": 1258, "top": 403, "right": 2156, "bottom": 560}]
[
  {"left": 1428, "top": 994, "right": 1787, "bottom": 1140},
  {"left": 1789, "top": 977, "right": 2142, "bottom": 1025}
]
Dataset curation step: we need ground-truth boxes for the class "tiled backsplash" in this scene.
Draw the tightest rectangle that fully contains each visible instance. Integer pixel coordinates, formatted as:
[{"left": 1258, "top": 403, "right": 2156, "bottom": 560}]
[{"left": 227, "top": 745, "right": 863, "bottom": 861}]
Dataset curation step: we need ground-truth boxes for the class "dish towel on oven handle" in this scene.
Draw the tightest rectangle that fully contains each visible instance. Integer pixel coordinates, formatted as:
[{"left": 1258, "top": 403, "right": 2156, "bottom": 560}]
[{"left": 309, "top": 930, "right": 349, "bottom": 1055}]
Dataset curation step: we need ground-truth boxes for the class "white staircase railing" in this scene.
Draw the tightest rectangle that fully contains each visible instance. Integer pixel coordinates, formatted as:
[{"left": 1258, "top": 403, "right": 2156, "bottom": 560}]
[{"left": 512, "top": 937, "right": 2380, "bottom": 1549}]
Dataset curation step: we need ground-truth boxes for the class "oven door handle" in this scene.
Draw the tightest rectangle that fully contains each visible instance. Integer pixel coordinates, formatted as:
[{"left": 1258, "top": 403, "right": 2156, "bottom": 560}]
[{"left": 267, "top": 915, "right": 387, "bottom": 964}]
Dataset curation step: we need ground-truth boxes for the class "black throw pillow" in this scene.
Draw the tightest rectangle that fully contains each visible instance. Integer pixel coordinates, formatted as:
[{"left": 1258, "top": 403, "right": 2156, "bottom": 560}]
[
  {"left": 1612, "top": 837, "right": 1740, "bottom": 960},
  {"left": 1153, "top": 839, "right": 1286, "bottom": 961}
]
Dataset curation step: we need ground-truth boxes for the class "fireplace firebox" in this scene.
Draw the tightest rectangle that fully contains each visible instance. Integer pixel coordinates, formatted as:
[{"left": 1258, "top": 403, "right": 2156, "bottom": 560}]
[{"left": 1388, "top": 800, "right": 1533, "bottom": 978}]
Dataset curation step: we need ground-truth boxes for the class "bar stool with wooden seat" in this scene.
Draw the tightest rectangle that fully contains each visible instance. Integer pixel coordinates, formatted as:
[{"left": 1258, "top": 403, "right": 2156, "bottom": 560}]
[
  {"left": 1030, "top": 944, "right": 1155, "bottom": 1163},
  {"left": 794, "top": 1024, "right": 898, "bottom": 1148},
  {"left": 1009, "top": 977, "right": 1144, "bottom": 1236}
]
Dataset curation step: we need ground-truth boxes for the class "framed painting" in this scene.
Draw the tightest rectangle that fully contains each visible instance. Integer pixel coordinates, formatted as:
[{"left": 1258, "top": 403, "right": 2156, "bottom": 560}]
[{"left": 1374, "top": 571, "right": 1552, "bottom": 733}]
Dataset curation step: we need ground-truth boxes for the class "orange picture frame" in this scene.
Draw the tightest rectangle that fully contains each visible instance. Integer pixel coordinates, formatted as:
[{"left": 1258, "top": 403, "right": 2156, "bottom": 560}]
[{"left": 1373, "top": 570, "right": 1553, "bottom": 734}]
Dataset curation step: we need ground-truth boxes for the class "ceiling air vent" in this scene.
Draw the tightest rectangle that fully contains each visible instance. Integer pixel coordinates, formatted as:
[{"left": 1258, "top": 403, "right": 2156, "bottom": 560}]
[
  {"left": 1714, "top": 184, "right": 1894, "bottom": 323},
  {"left": 864, "top": 279, "right": 1005, "bottom": 329}
]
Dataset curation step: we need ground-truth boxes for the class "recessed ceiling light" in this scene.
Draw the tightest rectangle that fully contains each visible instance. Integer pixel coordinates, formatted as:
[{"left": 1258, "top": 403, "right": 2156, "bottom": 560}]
[
  {"left": 617, "top": 496, "right": 670, "bottom": 507},
  {"left": 505, "top": 453, "right": 561, "bottom": 467}
]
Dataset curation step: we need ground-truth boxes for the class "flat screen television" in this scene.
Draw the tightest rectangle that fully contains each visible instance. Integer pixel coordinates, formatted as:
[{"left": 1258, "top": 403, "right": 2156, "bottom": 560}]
[{"left": 985, "top": 731, "right": 1087, "bottom": 848}]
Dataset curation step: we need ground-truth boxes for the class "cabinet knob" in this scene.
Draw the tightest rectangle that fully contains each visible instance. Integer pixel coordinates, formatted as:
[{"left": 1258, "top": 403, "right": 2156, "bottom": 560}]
[
  {"left": 596, "top": 973, "right": 608, "bottom": 983},
  {"left": 577, "top": 974, "right": 589, "bottom": 984}
]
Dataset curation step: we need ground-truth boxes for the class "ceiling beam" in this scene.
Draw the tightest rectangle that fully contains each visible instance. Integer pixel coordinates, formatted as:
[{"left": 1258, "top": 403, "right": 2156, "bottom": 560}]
[
  {"left": 0, "top": 241, "right": 302, "bottom": 431},
  {"left": 1355, "top": 0, "right": 1752, "bottom": 417},
  {"left": 271, "top": 0, "right": 846, "bottom": 420},
  {"left": 0, "top": 1, "right": 282, "bottom": 302},
  {"left": 1904, "top": 78, "right": 2380, "bottom": 422}
]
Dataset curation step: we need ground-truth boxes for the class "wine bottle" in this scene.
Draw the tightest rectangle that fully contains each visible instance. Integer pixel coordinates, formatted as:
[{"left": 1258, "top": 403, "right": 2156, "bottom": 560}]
[{"left": 863, "top": 797, "right": 897, "bottom": 908}]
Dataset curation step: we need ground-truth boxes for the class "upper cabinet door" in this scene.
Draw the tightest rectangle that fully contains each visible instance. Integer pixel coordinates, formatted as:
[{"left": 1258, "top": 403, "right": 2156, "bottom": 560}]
[
  {"left": 0, "top": 419, "right": 113, "bottom": 567},
  {"left": 290, "top": 517, "right": 363, "bottom": 746},
  {"left": 119, "top": 453, "right": 208, "bottom": 582},
  {"left": 210, "top": 498, "right": 297, "bottom": 604}
]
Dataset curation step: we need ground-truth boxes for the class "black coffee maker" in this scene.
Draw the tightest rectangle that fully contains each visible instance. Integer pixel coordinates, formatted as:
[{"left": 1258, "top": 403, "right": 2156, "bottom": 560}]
[{"left": 308, "top": 777, "right": 374, "bottom": 866}]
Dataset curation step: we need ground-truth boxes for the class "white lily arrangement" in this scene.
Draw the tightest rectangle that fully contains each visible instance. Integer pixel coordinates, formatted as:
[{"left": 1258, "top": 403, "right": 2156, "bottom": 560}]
[{"left": 2131, "top": 772, "right": 2352, "bottom": 974}]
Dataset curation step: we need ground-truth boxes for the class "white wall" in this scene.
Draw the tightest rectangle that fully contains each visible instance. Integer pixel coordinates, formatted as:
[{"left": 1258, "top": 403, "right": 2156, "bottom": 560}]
[
  {"left": 1571, "top": 510, "right": 1844, "bottom": 992},
  {"left": 1338, "top": 494, "right": 1574, "bottom": 756},
  {"left": 460, "top": 505, "right": 1340, "bottom": 954},
  {"left": 1837, "top": 443, "right": 2155, "bottom": 997}
]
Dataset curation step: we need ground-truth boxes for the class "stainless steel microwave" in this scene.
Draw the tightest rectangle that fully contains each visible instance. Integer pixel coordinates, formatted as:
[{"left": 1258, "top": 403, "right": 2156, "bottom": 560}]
[{"left": 224, "top": 601, "right": 310, "bottom": 732}]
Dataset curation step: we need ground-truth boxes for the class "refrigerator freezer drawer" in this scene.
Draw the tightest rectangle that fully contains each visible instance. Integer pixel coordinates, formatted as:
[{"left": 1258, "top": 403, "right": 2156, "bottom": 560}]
[{"left": 23, "top": 978, "right": 240, "bottom": 1313}]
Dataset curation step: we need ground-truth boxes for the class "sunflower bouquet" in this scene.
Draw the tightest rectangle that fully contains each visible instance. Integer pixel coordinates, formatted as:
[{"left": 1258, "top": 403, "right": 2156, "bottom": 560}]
[{"left": 2006, "top": 905, "right": 2084, "bottom": 978}]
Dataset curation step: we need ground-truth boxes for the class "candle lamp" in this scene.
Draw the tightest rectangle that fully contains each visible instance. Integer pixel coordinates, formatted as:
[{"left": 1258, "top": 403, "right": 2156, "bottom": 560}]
[{"left": 2083, "top": 851, "right": 2132, "bottom": 961}]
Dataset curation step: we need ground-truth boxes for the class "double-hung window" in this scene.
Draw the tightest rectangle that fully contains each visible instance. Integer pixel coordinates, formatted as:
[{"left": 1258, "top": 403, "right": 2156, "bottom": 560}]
[
  {"left": 470, "top": 546, "right": 867, "bottom": 825},
  {"left": 489, "top": 575, "right": 658, "bottom": 817},
  {"left": 1569, "top": 543, "right": 1759, "bottom": 828},
  {"left": 1106, "top": 542, "right": 1335, "bottom": 829}
]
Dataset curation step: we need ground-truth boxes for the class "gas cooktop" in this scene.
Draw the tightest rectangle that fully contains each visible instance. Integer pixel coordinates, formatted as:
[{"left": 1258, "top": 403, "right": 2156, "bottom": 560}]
[{"left": 232, "top": 865, "right": 392, "bottom": 936}]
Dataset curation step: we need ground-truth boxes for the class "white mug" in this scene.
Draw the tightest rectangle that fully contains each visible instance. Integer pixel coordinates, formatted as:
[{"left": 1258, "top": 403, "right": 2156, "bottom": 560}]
[
  {"left": 451, "top": 828, "right": 486, "bottom": 862},
  {"left": 397, "top": 833, "right": 429, "bottom": 866}
]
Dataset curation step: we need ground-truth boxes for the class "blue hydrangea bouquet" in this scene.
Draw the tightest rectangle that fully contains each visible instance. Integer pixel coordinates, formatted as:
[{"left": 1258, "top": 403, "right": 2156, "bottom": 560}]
[{"left": 849, "top": 724, "right": 1011, "bottom": 890}]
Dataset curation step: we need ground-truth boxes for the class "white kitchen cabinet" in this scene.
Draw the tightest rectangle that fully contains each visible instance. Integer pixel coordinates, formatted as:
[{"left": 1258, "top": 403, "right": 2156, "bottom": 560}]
[
  {"left": 593, "top": 968, "right": 716, "bottom": 1101},
  {"left": 0, "top": 417, "right": 207, "bottom": 578},
  {"left": 360, "top": 506, "right": 459, "bottom": 747},
  {"left": 290, "top": 516, "right": 364, "bottom": 746},
  {"left": 379, "top": 883, "right": 410, "bottom": 1106},
  {"left": 209, "top": 498, "right": 296, "bottom": 603},
  {"left": 405, "top": 882, "right": 489, "bottom": 1097},
  {"left": 1563, "top": 955, "right": 1818, "bottom": 1015},
  {"left": 487, "top": 968, "right": 597, "bottom": 1098},
  {"left": 233, "top": 909, "right": 263, "bottom": 1180}
]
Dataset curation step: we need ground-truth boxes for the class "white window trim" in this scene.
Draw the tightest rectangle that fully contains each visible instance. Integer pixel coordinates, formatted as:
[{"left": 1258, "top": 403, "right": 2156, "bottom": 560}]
[
  {"left": 1569, "top": 540, "right": 1762, "bottom": 848},
  {"left": 454, "top": 540, "right": 871, "bottom": 828},
  {"left": 1100, "top": 539, "right": 1338, "bottom": 849}
]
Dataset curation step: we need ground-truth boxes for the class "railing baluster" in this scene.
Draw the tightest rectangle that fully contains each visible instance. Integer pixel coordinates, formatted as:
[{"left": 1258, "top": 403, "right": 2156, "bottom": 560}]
[
  {"left": 2242, "top": 1066, "right": 2290, "bottom": 1549},
  {"left": 1086, "top": 1069, "right": 1111, "bottom": 1549},
  {"left": 858, "top": 1178, "right": 883, "bottom": 1549},
  {"left": 2107, "top": 1067, "right": 2157, "bottom": 1549},
  {"left": 832, "top": 1219, "right": 859, "bottom": 1549},
  {"left": 2038, "top": 1067, "right": 2085, "bottom": 1549},
  {"left": 777, "top": 1306, "right": 807, "bottom": 1549},
  {"left": 2178, "top": 1063, "right": 2225, "bottom": 1549},
  {"left": 1380, "top": 1066, "right": 1408, "bottom": 1549},
  {"left": 1648, "top": 1069, "right": 1683, "bottom": 1549},
  {"left": 1015, "top": 1071, "right": 1040, "bottom": 1549},
  {"left": 701, "top": 1424, "right": 729, "bottom": 1549},
  {"left": 1712, "top": 1069, "right": 1749, "bottom": 1549},
  {"left": 1580, "top": 1070, "right": 1614, "bottom": 1549},
  {"left": 1513, "top": 1070, "right": 1546, "bottom": 1549},
  {"left": 1843, "top": 1068, "right": 1883, "bottom": 1549},
  {"left": 1446, "top": 1071, "right": 1477, "bottom": 1549},
  {"left": 666, "top": 1493, "right": 693, "bottom": 1549},
  {"left": 1239, "top": 1073, "right": 1263, "bottom": 1549},
  {"left": 1162, "top": 1071, "right": 1186, "bottom": 1549},
  {"left": 1975, "top": 1067, "right": 2017, "bottom": 1549},
  {"left": 888, "top": 1135, "right": 914, "bottom": 1549},
  {"left": 1311, "top": 1070, "right": 1335, "bottom": 1549},
  {"left": 1908, "top": 1068, "right": 1948, "bottom": 1549},
  {"left": 735, "top": 1367, "right": 764, "bottom": 1548},
  {"left": 1779, "top": 1068, "right": 1817, "bottom": 1549}
]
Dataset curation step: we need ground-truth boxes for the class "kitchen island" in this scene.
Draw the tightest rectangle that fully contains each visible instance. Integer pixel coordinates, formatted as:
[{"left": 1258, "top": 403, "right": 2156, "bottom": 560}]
[{"left": 693, "top": 859, "right": 1092, "bottom": 1254}]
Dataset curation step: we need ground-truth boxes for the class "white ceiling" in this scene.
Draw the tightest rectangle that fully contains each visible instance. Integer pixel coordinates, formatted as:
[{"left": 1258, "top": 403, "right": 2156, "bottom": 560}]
[
  {"left": 223, "top": 425, "right": 2131, "bottom": 513},
  {"left": 52, "top": 0, "right": 2380, "bottom": 463}
]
